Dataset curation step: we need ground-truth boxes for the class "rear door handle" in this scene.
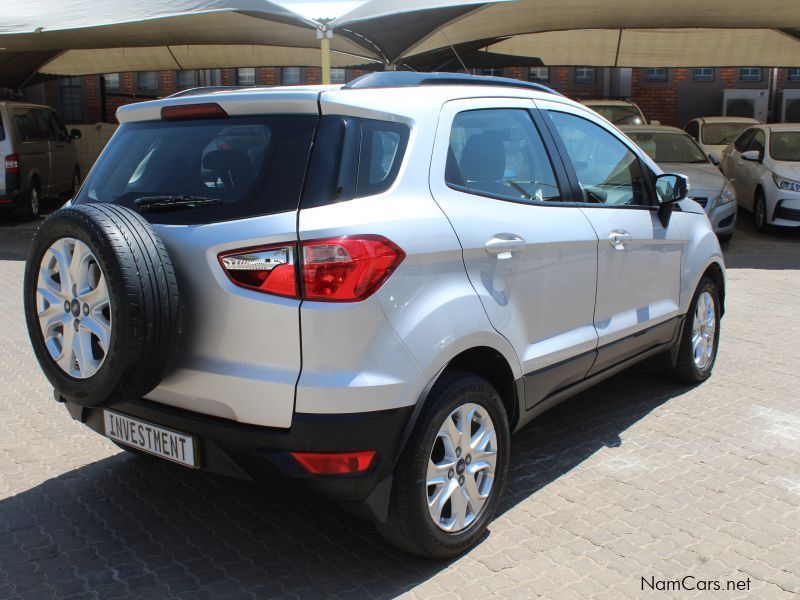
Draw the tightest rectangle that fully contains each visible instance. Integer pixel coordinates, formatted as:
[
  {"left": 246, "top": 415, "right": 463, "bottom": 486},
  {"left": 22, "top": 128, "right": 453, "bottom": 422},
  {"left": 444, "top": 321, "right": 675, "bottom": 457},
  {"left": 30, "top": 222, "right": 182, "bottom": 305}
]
[
  {"left": 608, "top": 230, "right": 633, "bottom": 250},
  {"left": 485, "top": 233, "right": 526, "bottom": 259}
]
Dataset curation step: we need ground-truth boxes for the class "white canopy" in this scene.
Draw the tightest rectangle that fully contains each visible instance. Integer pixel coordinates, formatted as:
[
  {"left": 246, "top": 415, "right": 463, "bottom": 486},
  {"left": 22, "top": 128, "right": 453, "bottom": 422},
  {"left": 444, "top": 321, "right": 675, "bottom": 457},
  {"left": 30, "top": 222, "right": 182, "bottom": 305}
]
[
  {"left": 0, "top": 0, "right": 378, "bottom": 86},
  {"left": 332, "top": 0, "right": 800, "bottom": 66}
]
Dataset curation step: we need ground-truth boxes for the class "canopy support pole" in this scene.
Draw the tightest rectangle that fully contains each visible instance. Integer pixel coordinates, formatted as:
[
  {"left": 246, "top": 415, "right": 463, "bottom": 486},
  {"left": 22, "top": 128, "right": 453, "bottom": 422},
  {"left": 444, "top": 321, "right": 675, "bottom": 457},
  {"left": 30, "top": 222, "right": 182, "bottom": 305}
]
[{"left": 318, "top": 26, "right": 333, "bottom": 84}]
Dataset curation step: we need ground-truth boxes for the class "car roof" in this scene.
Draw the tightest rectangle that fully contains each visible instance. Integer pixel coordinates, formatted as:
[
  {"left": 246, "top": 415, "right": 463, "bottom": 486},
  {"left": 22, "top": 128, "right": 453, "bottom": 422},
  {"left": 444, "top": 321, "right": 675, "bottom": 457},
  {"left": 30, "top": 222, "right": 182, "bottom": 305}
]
[
  {"left": 767, "top": 123, "right": 800, "bottom": 132},
  {"left": 621, "top": 124, "right": 686, "bottom": 135},
  {"left": 581, "top": 99, "right": 640, "bottom": 106},
  {"left": 697, "top": 116, "right": 761, "bottom": 124},
  {"left": 0, "top": 101, "right": 54, "bottom": 110}
]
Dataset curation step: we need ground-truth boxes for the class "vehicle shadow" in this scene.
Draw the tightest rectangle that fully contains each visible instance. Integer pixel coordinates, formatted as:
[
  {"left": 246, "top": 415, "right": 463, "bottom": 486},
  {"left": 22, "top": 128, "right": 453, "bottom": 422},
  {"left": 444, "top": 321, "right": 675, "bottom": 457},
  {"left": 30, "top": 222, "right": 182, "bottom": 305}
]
[
  {"left": 0, "top": 363, "right": 690, "bottom": 599},
  {"left": 722, "top": 209, "right": 800, "bottom": 270}
]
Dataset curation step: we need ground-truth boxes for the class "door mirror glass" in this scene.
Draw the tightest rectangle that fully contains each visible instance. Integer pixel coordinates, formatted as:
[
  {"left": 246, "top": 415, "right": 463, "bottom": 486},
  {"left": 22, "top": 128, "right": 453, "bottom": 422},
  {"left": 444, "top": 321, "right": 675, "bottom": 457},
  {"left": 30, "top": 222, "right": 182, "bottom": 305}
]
[
  {"left": 741, "top": 149, "right": 760, "bottom": 162},
  {"left": 708, "top": 152, "right": 720, "bottom": 165},
  {"left": 655, "top": 173, "right": 688, "bottom": 204},
  {"left": 70, "top": 129, "right": 82, "bottom": 140}
]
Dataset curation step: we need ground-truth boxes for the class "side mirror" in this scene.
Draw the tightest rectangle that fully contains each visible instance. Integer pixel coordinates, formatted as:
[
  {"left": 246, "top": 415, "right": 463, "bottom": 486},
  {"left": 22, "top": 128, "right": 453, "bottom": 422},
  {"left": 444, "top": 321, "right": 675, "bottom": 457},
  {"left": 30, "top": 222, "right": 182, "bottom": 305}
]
[
  {"left": 69, "top": 129, "right": 82, "bottom": 140},
  {"left": 655, "top": 173, "right": 688, "bottom": 228},
  {"left": 741, "top": 150, "right": 760, "bottom": 162},
  {"left": 650, "top": 120, "right": 661, "bottom": 126},
  {"left": 708, "top": 152, "right": 720, "bottom": 166},
  {"left": 655, "top": 173, "right": 688, "bottom": 204}
]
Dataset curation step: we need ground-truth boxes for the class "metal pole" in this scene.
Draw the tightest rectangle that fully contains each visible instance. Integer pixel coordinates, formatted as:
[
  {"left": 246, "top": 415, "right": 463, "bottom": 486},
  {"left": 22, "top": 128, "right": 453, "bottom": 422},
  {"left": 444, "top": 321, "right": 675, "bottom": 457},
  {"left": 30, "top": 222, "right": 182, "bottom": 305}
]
[{"left": 318, "top": 26, "right": 332, "bottom": 85}]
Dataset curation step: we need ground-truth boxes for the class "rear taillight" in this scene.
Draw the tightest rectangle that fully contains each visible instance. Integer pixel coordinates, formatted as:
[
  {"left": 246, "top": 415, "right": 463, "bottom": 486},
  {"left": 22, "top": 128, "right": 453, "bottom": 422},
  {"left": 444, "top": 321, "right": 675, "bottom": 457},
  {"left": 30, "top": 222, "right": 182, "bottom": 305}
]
[
  {"left": 4, "top": 154, "right": 19, "bottom": 173},
  {"left": 219, "top": 243, "right": 297, "bottom": 298},
  {"left": 218, "top": 235, "right": 404, "bottom": 302}
]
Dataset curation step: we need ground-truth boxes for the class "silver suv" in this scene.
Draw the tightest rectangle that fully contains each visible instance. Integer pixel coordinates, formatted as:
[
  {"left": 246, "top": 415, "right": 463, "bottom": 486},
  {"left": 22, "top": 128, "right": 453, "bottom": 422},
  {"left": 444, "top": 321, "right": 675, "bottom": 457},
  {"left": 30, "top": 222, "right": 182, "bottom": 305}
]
[{"left": 23, "top": 73, "right": 726, "bottom": 558}]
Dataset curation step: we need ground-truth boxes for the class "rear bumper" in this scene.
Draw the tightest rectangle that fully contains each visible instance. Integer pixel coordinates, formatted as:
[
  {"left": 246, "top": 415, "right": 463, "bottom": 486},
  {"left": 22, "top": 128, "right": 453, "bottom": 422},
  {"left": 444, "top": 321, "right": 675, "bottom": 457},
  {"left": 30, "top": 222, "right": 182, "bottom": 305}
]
[{"left": 63, "top": 397, "right": 412, "bottom": 514}]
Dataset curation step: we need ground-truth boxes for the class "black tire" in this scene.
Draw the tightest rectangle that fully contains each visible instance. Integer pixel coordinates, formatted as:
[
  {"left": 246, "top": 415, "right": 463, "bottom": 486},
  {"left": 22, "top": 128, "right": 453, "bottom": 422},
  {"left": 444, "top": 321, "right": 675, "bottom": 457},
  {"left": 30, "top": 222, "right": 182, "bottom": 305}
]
[
  {"left": 378, "top": 373, "right": 510, "bottom": 558},
  {"left": 17, "top": 179, "right": 40, "bottom": 221},
  {"left": 667, "top": 277, "right": 720, "bottom": 383},
  {"left": 753, "top": 190, "right": 770, "bottom": 233},
  {"left": 23, "top": 203, "right": 181, "bottom": 407}
]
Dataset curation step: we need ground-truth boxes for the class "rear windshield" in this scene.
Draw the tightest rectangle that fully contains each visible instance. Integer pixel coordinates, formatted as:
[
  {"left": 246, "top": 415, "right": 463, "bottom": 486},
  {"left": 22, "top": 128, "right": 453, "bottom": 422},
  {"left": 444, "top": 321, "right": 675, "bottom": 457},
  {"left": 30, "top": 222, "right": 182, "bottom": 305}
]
[
  {"left": 590, "top": 105, "right": 645, "bottom": 126},
  {"left": 701, "top": 122, "right": 752, "bottom": 146},
  {"left": 74, "top": 115, "right": 317, "bottom": 224}
]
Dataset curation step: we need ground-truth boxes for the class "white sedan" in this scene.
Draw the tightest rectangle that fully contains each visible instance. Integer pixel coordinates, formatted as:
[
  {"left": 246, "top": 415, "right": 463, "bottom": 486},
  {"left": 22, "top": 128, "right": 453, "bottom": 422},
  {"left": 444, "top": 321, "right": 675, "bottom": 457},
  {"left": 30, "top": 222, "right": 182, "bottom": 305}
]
[
  {"left": 684, "top": 116, "right": 761, "bottom": 163},
  {"left": 720, "top": 124, "right": 800, "bottom": 232}
]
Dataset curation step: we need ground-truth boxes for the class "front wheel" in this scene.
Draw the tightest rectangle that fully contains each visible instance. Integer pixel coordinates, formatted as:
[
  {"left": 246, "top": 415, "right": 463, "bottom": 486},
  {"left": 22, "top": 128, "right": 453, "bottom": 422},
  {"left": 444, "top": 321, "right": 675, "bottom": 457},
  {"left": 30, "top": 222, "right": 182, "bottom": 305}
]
[
  {"left": 668, "top": 277, "right": 721, "bottom": 383},
  {"left": 378, "top": 373, "right": 510, "bottom": 558},
  {"left": 753, "top": 191, "right": 770, "bottom": 233}
]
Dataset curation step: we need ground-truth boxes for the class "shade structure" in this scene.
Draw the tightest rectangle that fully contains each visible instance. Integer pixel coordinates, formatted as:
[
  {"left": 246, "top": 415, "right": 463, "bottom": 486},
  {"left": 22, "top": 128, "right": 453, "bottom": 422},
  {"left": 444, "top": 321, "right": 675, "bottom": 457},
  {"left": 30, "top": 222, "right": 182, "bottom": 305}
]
[
  {"left": 0, "top": 0, "right": 379, "bottom": 87},
  {"left": 331, "top": 0, "right": 800, "bottom": 66}
]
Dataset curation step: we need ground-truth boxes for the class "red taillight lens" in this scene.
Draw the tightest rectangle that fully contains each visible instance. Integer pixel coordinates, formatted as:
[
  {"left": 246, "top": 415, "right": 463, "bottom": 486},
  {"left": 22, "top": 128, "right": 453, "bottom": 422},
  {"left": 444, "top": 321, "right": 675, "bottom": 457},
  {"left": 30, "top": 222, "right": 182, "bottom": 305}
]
[
  {"left": 219, "top": 236, "right": 404, "bottom": 302},
  {"left": 301, "top": 236, "right": 405, "bottom": 301},
  {"left": 161, "top": 103, "right": 228, "bottom": 121},
  {"left": 4, "top": 154, "right": 19, "bottom": 173},
  {"left": 290, "top": 450, "right": 376, "bottom": 475},
  {"left": 218, "top": 244, "right": 298, "bottom": 298}
]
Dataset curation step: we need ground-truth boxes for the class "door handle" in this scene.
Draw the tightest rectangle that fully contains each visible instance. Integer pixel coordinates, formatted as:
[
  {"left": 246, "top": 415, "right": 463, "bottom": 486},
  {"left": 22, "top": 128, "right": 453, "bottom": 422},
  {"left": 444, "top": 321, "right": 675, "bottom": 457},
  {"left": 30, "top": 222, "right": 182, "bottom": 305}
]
[
  {"left": 608, "top": 230, "right": 632, "bottom": 250},
  {"left": 485, "top": 233, "right": 526, "bottom": 259}
]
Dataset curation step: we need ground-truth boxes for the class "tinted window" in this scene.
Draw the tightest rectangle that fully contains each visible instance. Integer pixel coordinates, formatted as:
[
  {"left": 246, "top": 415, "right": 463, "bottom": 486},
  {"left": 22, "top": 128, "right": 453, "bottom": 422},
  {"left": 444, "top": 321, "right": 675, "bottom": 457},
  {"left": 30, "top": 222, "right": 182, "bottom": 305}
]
[
  {"left": 685, "top": 121, "right": 699, "bottom": 141},
  {"left": 74, "top": 115, "right": 317, "bottom": 225},
  {"left": 733, "top": 128, "right": 756, "bottom": 152},
  {"left": 446, "top": 109, "right": 559, "bottom": 203},
  {"left": 301, "top": 117, "right": 410, "bottom": 209},
  {"left": 748, "top": 130, "right": 766, "bottom": 156},
  {"left": 548, "top": 111, "right": 650, "bottom": 207},
  {"left": 12, "top": 107, "right": 51, "bottom": 142},
  {"left": 626, "top": 132, "right": 708, "bottom": 164},
  {"left": 769, "top": 131, "right": 800, "bottom": 161},
  {"left": 703, "top": 122, "right": 754, "bottom": 146}
]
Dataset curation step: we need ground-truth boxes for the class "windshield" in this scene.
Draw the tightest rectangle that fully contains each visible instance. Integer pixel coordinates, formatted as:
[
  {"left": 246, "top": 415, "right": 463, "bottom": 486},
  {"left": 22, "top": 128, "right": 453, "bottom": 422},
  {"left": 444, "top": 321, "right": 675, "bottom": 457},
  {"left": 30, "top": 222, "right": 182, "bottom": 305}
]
[
  {"left": 770, "top": 131, "right": 800, "bottom": 162},
  {"left": 701, "top": 122, "right": 753, "bottom": 146},
  {"left": 74, "top": 115, "right": 317, "bottom": 224},
  {"left": 626, "top": 131, "right": 708, "bottom": 164},
  {"left": 590, "top": 105, "right": 645, "bottom": 125}
]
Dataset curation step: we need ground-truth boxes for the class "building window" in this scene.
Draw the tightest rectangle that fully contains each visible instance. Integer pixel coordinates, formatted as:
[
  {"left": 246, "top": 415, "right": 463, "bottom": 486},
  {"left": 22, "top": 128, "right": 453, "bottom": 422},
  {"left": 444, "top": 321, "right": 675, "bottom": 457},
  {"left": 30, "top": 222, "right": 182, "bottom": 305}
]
[
  {"left": 176, "top": 70, "right": 198, "bottom": 89},
  {"left": 528, "top": 67, "right": 550, "bottom": 82},
  {"left": 281, "top": 67, "right": 302, "bottom": 85},
  {"left": 137, "top": 71, "right": 159, "bottom": 91},
  {"left": 59, "top": 77, "right": 84, "bottom": 123},
  {"left": 574, "top": 67, "right": 596, "bottom": 84},
  {"left": 103, "top": 73, "right": 121, "bottom": 91},
  {"left": 237, "top": 68, "right": 256, "bottom": 86},
  {"left": 740, "top": 67, "right": 763, "bottom": 82},
  {"left": 788, "top": 68, "right": 800, "bottom": 82},
  {"left": 330, "top": 68, "right": 346, "bottom": 84},
  {"left": 693, "top": 68, "right": 715, "bottom": 82},
  {"left": 644, "top": 68, "right": 668, "bottom": 82}
]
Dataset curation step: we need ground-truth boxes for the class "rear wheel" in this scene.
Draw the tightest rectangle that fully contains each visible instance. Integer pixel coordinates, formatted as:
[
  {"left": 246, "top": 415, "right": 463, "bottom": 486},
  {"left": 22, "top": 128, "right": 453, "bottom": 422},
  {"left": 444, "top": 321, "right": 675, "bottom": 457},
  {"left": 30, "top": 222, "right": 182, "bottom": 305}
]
[
  {"left": 71, "top": 169, "right": 81, "bottom": 198},
  {"left": 378, "top": 373, "right": 510, "bottom": 558},
  {"left": 753, "top": 190, "right": 770, "bottom": 233},
  {"left": 18, "top": 179, "right": 40, "bottom": 220}
]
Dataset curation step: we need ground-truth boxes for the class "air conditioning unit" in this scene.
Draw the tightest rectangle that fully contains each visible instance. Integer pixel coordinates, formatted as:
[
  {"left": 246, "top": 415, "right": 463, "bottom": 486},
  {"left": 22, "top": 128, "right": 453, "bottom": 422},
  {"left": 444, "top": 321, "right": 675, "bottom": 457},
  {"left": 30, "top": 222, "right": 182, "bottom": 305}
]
[
  {"left": 723, "top": 89, "right": 769, "bottom": 122},
  {"left": 781, "top": 89, "right": 800, "bottom": 122}
]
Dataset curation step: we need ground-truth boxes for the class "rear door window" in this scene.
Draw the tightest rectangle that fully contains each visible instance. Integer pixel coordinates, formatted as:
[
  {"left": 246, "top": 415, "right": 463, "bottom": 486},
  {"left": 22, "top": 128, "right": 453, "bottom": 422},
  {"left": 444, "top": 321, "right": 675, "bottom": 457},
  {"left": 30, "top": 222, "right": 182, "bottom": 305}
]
[
  {"left": 13, "top": 107, "right": 51, "bottom": 142},
  {"left": 74, "top": 115, "right": 317, "bottom": 224}
]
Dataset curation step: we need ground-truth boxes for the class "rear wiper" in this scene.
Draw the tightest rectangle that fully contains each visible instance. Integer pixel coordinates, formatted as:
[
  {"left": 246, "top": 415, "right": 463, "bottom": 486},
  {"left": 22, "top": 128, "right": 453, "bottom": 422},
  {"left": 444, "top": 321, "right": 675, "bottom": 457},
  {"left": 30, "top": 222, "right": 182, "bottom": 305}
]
[{"left": 135, "top": 195, "right": 223, "bottom": 212}]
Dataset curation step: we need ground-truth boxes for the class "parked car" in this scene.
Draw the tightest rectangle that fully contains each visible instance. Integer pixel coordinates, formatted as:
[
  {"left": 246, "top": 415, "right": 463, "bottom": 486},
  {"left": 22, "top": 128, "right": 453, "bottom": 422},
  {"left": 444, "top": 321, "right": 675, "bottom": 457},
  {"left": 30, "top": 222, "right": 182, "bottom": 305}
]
[
  {"left": 580, "top": 99, "right": 650, "bottom": 125},
  {"left": 684, "top": 116, "right": 761, "bottom": 163},
  {"left": 23, "top": 72, "right": 726, "bottom": 558},
  {"left": 622, "top": 125, "right": 737, "bottom": 243},
  {"left": 0, "top": 101, "right": 82, "bottom": 219},
  {"left": 719, "top": 124, "right": 800, "bottom": 232}
]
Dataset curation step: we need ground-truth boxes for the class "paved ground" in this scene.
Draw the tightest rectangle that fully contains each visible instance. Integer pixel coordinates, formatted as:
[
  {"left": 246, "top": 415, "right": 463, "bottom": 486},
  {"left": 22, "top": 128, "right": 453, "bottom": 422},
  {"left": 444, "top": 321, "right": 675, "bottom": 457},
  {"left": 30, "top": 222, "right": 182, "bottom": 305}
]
[{"left": 1, "top": 206, "right": 799, "bottom": 599}]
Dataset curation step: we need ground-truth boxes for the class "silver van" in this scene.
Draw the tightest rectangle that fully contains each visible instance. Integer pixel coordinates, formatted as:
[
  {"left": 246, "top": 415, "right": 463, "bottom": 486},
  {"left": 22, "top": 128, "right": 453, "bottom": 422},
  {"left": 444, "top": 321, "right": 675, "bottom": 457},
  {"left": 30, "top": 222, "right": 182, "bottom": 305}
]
[{"left": 0, "top": 101, "right": 82, "bottom": 218}]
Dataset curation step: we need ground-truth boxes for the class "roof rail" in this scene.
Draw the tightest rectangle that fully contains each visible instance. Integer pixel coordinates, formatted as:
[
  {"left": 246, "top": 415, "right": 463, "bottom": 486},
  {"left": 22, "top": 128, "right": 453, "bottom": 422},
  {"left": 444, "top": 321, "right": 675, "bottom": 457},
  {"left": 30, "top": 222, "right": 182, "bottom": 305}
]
[
  {"left": 342, "top": 71, "right": 562, "bottom": 96},
  {"left": 167, "top": 86, "right": 255, "bottom": 98}
]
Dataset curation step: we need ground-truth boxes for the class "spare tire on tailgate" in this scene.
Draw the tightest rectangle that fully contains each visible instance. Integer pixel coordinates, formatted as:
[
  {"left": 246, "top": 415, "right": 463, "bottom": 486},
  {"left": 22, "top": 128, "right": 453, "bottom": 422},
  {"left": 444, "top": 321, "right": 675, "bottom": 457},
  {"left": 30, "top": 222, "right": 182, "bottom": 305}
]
[{"left": 23, "top": 204, "right": 181, "bottom": 407}]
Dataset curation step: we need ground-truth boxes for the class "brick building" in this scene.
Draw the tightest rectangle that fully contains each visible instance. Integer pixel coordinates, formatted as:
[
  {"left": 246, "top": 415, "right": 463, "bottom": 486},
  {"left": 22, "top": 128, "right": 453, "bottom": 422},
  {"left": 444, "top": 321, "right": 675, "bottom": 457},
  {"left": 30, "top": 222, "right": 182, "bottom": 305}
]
[{"left": 18, "top": 65, "right": 800, "bottom": 128}]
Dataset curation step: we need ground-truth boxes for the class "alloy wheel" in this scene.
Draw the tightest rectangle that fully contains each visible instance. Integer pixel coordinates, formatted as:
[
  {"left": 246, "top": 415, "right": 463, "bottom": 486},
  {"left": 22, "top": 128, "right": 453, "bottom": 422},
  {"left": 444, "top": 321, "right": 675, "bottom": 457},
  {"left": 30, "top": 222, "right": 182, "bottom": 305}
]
[
  {"left": 426, "top": 402, "right": 498, "bottom": 533},
  {"left": 691, "top": 291, "right": 716, "bottom": 371},
  {"left": 36, "top": 237, "right": 111, "bottom": 378}
]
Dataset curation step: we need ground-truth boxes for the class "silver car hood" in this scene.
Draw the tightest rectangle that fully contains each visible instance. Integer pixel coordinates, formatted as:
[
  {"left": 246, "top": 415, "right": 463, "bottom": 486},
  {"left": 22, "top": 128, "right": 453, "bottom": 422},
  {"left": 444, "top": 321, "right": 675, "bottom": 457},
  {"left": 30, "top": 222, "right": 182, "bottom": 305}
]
[{"left": 659, "top": 162, "right": 726, "bottom": 194}]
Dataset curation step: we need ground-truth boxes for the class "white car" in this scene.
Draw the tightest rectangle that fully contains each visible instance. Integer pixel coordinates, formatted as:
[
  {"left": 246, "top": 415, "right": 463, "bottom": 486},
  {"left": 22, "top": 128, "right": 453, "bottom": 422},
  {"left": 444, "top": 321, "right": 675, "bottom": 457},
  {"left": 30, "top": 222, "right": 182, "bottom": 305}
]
[
  {"left": 580, "top": 99, "right": 649, "bottom": 126},
  {"left": 720, "top": 124, "right": 800, "bottom": 232},
  {"left": 622, "top": 125, "right": 737, "bottom": 242},
  {"left": 684, "top": 116, "right": 761, "bottom": 163}
]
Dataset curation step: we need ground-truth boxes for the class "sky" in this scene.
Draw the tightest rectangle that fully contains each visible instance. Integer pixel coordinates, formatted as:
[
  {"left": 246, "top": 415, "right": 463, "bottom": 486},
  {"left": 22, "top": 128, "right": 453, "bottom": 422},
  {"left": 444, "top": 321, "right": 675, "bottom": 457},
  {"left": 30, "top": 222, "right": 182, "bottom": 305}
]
[{"left": 277, "top": 0, "right": 367, "bottom": 19}]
